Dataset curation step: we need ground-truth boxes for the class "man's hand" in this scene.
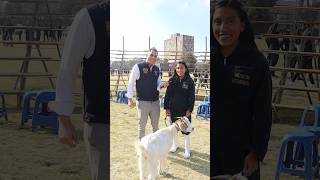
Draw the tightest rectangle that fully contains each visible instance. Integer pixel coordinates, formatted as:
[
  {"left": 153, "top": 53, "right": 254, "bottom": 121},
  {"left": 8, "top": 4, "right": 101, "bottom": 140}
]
[
  {"left": 186, "top": 110, "right": 191, "bottom": 117},
  {"left": 242, "top": 152, "right": 259, "bottom": 177},
  {"left": 166, "top": 109, "right": 171, "bottom": 116},
  {"left": 58, "top": 115, "right": 78, "bottom": 147},
  {"left": 160, "top": 82, "right": 169, "bottom": 89},
  {"left": 128, "top": 98, "right": 135, "bottom": 108}
]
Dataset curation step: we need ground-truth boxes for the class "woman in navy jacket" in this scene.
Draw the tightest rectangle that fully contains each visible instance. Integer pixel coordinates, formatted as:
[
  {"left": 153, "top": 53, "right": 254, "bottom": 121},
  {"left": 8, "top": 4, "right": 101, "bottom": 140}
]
[
  {"left": 164, "top": 61, "right": 195, "bottom": 159},
  {"left": 212, "top": 0, "right": 272, "bottom": 179}
]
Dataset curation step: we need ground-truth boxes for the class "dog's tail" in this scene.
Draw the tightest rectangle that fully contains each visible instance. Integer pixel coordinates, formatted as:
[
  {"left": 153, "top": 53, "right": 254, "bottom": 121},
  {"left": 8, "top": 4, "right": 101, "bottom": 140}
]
[{"left": 135, "top": 141, "right": 148, "bottom": 160}]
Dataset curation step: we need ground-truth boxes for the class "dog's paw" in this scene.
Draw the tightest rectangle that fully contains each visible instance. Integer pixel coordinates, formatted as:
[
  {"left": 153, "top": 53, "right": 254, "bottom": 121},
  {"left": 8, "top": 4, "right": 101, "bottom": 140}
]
[
  {"left": 184, "top": 150, "right": 191, "bottom": 159},
  {"left": 169, "top": 146, "right": 178, "bottom": 153}
]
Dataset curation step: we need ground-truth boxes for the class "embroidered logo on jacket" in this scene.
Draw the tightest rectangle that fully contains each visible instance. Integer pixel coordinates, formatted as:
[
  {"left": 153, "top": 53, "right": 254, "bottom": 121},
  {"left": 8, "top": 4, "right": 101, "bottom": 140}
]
[
  {"left": 232, "top": 66, "right": 252, "bottom": 86},
  {"left": 182, "top": 82, "right": 189, "bottom": 89},
  {"left": 143, "top": 67, "right": 149, "bottom": 74}
]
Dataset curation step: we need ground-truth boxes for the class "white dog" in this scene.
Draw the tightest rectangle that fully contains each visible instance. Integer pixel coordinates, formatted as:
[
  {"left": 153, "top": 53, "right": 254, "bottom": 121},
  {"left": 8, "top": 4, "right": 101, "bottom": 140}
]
[{"left": 136, "top": 117, "right": 193, "bottom": 180}]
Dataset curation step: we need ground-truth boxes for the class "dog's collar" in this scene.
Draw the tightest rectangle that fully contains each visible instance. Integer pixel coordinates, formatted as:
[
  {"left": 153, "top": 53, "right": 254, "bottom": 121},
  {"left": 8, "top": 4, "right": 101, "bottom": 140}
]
[{"left": 181, "top": 131, "right": 191, "bottom": 135}]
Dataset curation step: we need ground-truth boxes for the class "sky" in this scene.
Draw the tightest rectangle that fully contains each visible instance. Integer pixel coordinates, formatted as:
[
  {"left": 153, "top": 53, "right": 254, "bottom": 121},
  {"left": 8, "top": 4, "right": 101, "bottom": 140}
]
[{"left": 110, "top": 0, "right": 210, "bottom": 52}]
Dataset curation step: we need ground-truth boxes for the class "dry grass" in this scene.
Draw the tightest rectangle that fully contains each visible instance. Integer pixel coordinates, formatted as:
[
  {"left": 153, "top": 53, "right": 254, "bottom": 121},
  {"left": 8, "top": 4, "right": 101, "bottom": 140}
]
[
  {"left": 110, "top": 101, "right": 210, "bottom": 180},
  {"left": 0, "top": 113, "right": 90, "bottom": 180}
]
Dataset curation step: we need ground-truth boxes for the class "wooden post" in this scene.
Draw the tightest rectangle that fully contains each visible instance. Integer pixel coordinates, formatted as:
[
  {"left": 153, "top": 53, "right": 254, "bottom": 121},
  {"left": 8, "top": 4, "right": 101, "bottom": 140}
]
[
  {"left": 120, "top": 69, "right": 127, "bottom": 89},
  {"left": 204, "top": 36, "right": 207, "bottom": 64},
  {"left": 273, "top": 69, "right": 288, "bottom": 105},
  {"left": 175, "top": 36, "right": 178, "bottom": 63},
  {"left": 115, "top": 37, "right": 125, "bottom": 96}
]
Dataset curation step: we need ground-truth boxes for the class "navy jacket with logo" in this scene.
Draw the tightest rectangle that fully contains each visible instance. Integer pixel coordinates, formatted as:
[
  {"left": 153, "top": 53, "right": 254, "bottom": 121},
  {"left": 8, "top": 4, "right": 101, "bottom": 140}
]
[
  {"left": 212, "top": 45, "right": 272, "bottom": 161},
  {"left": 164, "top": 75, "right": 195, "bottom": 115},
  {"left": 136, "top": 62, "right": 160, "bottom": 101}
]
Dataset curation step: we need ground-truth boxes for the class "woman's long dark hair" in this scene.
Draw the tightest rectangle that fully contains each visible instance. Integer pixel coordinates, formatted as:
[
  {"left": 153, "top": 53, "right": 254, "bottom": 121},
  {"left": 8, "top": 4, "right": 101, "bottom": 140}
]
[{"left": 211, "top": 0, "right": 257, "bottom": 59}]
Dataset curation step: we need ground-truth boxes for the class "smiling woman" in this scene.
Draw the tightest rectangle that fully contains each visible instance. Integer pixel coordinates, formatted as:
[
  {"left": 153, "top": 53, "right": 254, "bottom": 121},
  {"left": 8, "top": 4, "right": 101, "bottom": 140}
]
[
  {"left": 212, "top": 0, "right": 272, "bottom": 179},
  {"left": 212, "top": 8, "right": 244, "bottom": 56}
]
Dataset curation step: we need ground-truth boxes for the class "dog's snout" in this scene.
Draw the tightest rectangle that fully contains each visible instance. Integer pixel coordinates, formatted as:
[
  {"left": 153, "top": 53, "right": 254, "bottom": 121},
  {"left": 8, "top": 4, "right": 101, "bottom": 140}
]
[{"left": 181, "top": 123, "right": 188, "bottom": 130}]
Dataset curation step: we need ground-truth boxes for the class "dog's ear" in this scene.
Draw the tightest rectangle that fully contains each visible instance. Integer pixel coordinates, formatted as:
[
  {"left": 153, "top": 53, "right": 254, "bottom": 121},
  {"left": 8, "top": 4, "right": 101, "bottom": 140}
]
[
  {"left": 175, "top": 117, "right": 182, "bottom": 121},
  {"left": 182, "top": 116, "right": 193, "bottom": 132},
  {"left": 175, "top": 117, "right": 183, "bottom": 125},
  {"left": 179, "top": 118, "right": 188, "bottom": 131}
]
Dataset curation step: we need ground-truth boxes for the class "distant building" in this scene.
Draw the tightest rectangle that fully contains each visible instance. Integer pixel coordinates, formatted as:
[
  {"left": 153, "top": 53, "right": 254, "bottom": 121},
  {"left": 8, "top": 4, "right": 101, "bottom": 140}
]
[{"left": 164, "top": 33, "right": 194, "bottom": 63}]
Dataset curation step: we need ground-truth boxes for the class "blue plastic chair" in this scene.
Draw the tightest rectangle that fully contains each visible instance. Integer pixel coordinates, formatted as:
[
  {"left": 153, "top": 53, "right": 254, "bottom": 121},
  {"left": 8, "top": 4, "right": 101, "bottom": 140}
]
[
  {"left": 300, "top": 104, "right": 320, "bottom": 127},
  {"left": 298, "top": 105, "right": 320, "bottom": 143},
  {"left": 204, "top": 95, "right": 211, "bottom": 103},
  {"left": 117, "top": 89, "right": 128, "bottom": 104},
  {"left": 31, "top": 91, "right": 58, "bottom": 133},
  {"left": 0, "top": 93, "right": 8, "bottom": 121},
  {"left": 21, "top": 91, "right": 39, "bottom": 125},
  {"left": 293, "top": 105, "right": 320, "bottom": 174},
  {"left": 120, "top": 91, "right": 128, "bottom": 104},
  {"left": 116, "top": 90, "right": 122, "bottom": 102},
  {"left": 196, "top": 103, "right": 210, "bottom": 120},
  {"left": 116, "top": 90, "right": 128, "bottom": 104},
  {"left": 297, "top": 105, "right": 320, "bottom": 142},
  {"left": 196, "top": 95, "right": 210, "bottom": 120},
  {"left": 275, "top": 130, "right": 319, "bottom": 180}
]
